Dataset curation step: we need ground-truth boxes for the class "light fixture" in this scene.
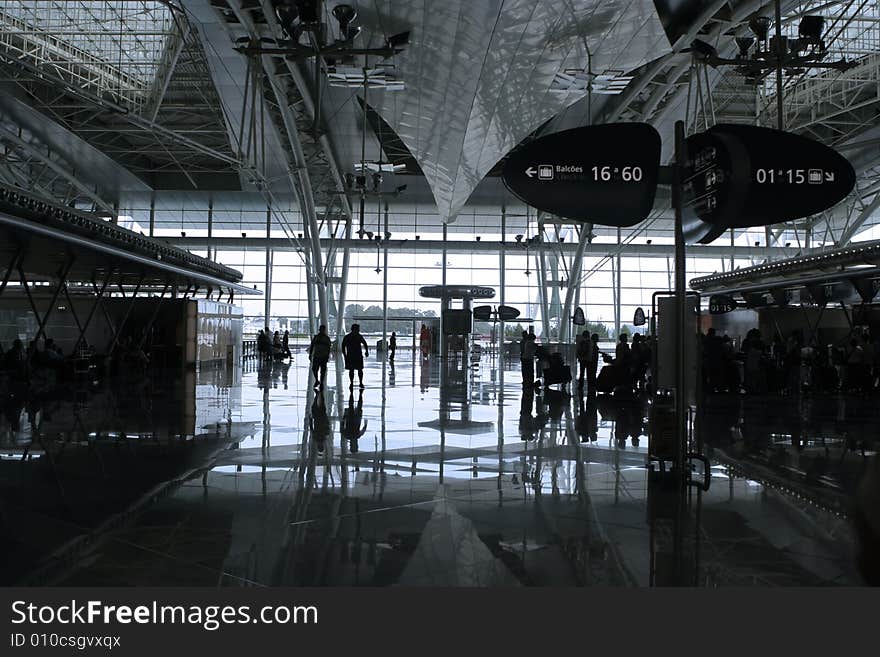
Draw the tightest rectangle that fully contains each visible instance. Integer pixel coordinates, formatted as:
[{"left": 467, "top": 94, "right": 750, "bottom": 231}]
[
  {"left": 749, "top": 15, "right": 771, "bottom": 43},
  {"left": 327, "top": 65, "right": 405, "bottom": 90},
  {"left": 798, "top": 15, "right": 824, "bottom": 44},
  {"left": 386, "top": 31, "right": 410, "bottom": 50},
  {"left": 331, "top": 4, "right": 359, "bottom": 41},
  {"left": 735, "top": 36, "right": 754, "bottom": 59},
  {"left": 354, "top": 161, "right": 407, "bottom": 173},
  {"left": 690, "top": 38, "right": 719, "bottom": 62},
  {"left": 293, "top": 0, "right": 319, "bottom": 24}
]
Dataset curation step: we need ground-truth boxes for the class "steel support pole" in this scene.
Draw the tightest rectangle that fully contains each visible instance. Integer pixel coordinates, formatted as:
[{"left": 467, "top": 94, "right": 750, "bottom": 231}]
[
  {"left": 441, "top": 223, "right": 448, "bottom": 360},
  {"left": 774, "top": 0, "right": 784, "bottom": 131},
  {"left": 560, "top": 225, "right": 590, "bottom": 343},
  {"left": 261, "top": 56, "right": 330, "bottom": 330},
  {"left": 615, "top": 227, "right": 622, "bottom": 337},
  {"left": 108, "top": 275, "right": 144, "bottom": 354},
  {"left": 673, "top": 119, "right": 688, "bottom": 584},
  {"left": 382, "top": 204, "right": 389, "bottom": 355},
  {"left": 149, "top": 196, "right": 155, "bottom": 237},
  {"left": 499, "top": 206, "right": 506, "bottom": 360},
  {"left": 264, "top": 206, "right": 272, "bottom": 328},
  {"left": 336, "top": 212, "right": 352, "bottom": 339},
  {"left": 75, "top": 270, "right": 113, "bottom": 352},
  {"left": 207, "top": 198, "right": 214, "bottom": 261},
  {"left": 0, "top": 252, "right": 20, "bottom": 297}
]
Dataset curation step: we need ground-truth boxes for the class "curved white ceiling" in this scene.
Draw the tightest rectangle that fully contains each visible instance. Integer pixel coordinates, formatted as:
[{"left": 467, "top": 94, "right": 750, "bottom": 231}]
[{"left": 352, "top": 0, "right": 671, "bottom": 223}]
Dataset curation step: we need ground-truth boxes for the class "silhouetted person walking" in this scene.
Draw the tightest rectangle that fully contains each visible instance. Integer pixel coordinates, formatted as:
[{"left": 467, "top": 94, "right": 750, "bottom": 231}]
[
  {"left": 389, "top": 331, "right": 397, "bottom": 361},
  {"left": 342, "top": 323, "right": 369, "bottom": 389},
  {"left": 308, "top": 324, "right": 332, "bottom": 389}
]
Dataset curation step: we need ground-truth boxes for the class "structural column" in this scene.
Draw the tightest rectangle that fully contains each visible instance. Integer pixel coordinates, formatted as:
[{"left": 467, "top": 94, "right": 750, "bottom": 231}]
[
  {"left": 499, "top": 206, "right": 506, "bottom": 359},
  {"left": 264, "top": 205, "right": 272, "bottom": 326}
]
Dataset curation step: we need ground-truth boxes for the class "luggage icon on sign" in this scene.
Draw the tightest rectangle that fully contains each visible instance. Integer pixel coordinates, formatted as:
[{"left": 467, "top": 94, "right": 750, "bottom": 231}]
[
  {"left": 808, "top": 169, "right": 823, "bottom": 184},
  {"left": 538, "top": 165, "right": 554, "bottom": 180}
]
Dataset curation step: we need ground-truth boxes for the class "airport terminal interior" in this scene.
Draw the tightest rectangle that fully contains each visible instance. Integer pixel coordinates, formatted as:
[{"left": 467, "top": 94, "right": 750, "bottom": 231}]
[{"left": 2, "top": 0, "right": 880, "bottom": 587}]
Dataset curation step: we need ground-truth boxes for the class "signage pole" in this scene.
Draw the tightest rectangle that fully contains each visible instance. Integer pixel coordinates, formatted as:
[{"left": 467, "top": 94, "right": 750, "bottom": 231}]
[{"left": 673, "top": 119, "right": 688, "bottom": 581}]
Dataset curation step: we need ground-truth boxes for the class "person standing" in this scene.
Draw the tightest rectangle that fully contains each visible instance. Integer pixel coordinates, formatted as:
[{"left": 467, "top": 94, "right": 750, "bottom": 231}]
[
  {"left": 576, "top": 329, "right": 592, "bottom": 389},
  {"left": 308, "top": 324, "right": 332, "bottom": 389},
  {"left": 521, "top": 331, "right": 536, "bottom": 387},
  {"left": 419, "top": 324, "right": 431, "bottom": 359},
  {"left": 342, "top": 323, "right": 369, "bottom": 389},
  {"left": 282, "top": 330, "right": 291, "bottom": 360},
  {"left": 588, "top": 333, "right": 600, "bottom": 393},
  {"left": 389, "top": 331, "right": 397, "bottom": 362}
]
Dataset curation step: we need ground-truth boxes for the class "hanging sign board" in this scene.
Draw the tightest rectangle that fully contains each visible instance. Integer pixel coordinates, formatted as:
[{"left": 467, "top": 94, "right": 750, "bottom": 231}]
[
  {"left": 572, "top": 307, "right": 586, "bottom": 325},
  {"left": 472, "top": 305, "right": 493, "bottom": 322},
  {"left": 682, "top": 124, "right": 856, "bottom": 244},
  {"left": 708, "top": 294, "right": 737, "bottom": 314},
  {"left": 633, "top": 307, "right": 646, "bottom": 326},
  {"left": 498, "top": 305, "right": 521, "bottom": 321},
  {"left": 501, "top": 123, "right": 662, "bottom": 226}
]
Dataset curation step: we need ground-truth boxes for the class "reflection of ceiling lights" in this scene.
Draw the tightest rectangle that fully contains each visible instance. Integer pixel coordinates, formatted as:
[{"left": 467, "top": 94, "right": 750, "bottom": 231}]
[
  {"left": 354, "top": 161, "right": 406, "bottom": 173},
  {"left": 550, "top": 69, "right": 633, "bottom": 94},
  {"left": 327, "top": 65, "right": 404, "bottom": 89}
]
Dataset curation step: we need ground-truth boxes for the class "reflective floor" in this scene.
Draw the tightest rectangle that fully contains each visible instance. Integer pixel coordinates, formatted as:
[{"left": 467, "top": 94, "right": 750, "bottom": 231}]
[{"left": 0, "top": 350, "right": 873, "bottom": 586}]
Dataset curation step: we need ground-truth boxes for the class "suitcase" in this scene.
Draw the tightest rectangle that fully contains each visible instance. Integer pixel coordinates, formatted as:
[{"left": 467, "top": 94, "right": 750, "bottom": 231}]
[{"left": 595, "top": 364, "right": 617, "bottom": 393}]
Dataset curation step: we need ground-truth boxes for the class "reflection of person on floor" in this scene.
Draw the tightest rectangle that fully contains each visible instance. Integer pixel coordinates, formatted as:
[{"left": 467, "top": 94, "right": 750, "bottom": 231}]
[
  {"left": 518, "top": 390, "right": 548, "bottom": 441},
  {"left": 341, "top": 323, "right": 369, "bottom": 389},
  {"left": 341, "top": 390, "right": 367, "bottom": 453},
  {"left": 575, "top": 391, "right": 598, "bottom": 442},
  {"left": 420, "top": 357, "right": 430, "bottom": 392},
  {"left": 419, "top": 324, "right": 431, "bottom": 359},
  {"left": 308, "top": 324, "right": 332, "bottom": 389},
  {"left": 310, "top": 393, "right": 331, "bottom": 454}
]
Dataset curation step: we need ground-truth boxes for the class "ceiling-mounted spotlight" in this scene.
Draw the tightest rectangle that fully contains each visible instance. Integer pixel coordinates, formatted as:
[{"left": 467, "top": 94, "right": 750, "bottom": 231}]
[
  {"left": 293, "top": 0, "right": 319, "bottom": 24},
  {"left": 332, "top": 4, "right": 359, "bottom": 41},
  {"left": 385, "top": 30, "right": 410, "bottom": 54},
  {"left": 274, "top": 0, "right": 301, "bottom": 40},
  {"left": 344, "top": 172, "right": 355, "bottom": 189},
  {"left": 384, "top": 231, "right": 392, "bottom": 240},
  {"left": 372, "top": 172, "right": 383, "bottom": 190},
  {"left": 798, "top": 15, "right": 824, "bottom": 45},
  {"left": 514, "top": 234, "right": 523, "bottom": 243},
  {"left": 735, "top": 36, "right": 754, "bottom": 59},
  {"left": 689, "top": 38, "right": 719, "bottom": 63},
  {"left": 749, "top": 15, "right": 771, "bottom": 43}
]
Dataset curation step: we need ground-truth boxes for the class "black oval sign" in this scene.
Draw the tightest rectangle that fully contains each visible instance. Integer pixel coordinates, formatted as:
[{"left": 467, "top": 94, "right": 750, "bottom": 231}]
[
  {"left": 683, "top": 124, "right": 855, "bottom": 243},
  {"left": 472, "top": 305, "right": 493, "bottom": 322},
  {"left": 572, "top": 307, "right": 585, "bottom": 325},
  {"left": 498, "top": 305, "right": 520, "bottom": 321},
  {"left": 633, "top": 307, "right": 646, "bottom": 326},
  {"left": 502, "top": 123, "right": 661, "bottom": 226},
  {"left": 708, "top": 294, "right": 737, "bottom": 314}
]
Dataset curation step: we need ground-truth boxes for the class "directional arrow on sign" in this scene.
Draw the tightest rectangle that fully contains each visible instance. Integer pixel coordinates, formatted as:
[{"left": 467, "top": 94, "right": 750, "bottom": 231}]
[
  {"left": 525, "top": 167, "right": 537, "bottom": 178},
  {"left": 825, "top": 171, "right": 835, "bottom": 182}
]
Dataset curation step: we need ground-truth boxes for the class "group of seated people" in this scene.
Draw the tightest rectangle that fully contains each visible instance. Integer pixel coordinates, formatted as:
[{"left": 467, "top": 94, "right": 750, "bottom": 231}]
[
  {"left": 703, "top": 327, "right": 880, "bottom": 395},
  {"left": 0, "top": 332, "right": 151, "bottom": 384},
  {"left": 257, "top": 327, "right": 292, "bottom": 361}
]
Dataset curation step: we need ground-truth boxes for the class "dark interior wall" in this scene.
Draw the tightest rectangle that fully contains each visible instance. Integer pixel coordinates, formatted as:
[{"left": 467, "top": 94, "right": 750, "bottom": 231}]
[
  {"left": 0, "top": 296, "right": 187, "bottom": 360},
  {"left": 700, "top": 305, "right": 879, "bottom": 346}
]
